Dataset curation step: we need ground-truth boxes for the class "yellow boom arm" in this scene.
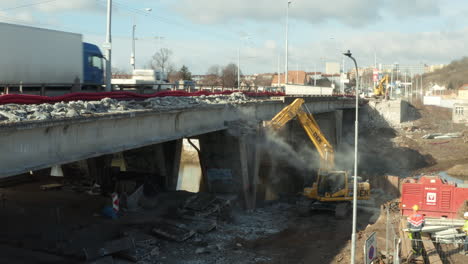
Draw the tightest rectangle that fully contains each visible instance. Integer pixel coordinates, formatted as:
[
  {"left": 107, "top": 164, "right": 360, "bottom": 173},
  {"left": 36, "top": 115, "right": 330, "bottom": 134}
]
[{"left": 266, "top": 98, "right": 335, "bottom": 170}]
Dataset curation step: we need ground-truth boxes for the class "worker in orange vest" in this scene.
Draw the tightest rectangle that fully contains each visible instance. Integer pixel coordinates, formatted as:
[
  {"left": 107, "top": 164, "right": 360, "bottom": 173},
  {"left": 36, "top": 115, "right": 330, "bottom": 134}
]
[{"left": 407, "top": 205, "right": 425, "bottom": 255}]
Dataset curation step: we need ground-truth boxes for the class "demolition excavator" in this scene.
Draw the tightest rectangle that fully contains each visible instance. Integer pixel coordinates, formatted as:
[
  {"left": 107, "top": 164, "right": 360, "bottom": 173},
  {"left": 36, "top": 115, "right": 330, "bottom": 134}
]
[
  {"left": 265, "top": 98, "right": 370, "bottom": 217},
  {"left": 374, "top": 75, "right": 389, "bottom": 98}
]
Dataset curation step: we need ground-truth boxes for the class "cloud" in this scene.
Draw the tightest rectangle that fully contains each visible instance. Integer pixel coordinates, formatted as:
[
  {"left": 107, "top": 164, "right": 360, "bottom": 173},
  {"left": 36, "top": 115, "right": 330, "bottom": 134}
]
[
  {"left": 0, "top": 11, "right": 31, "bottom": 24},
  {"left": 387, "top": 0, "right": 440, "bottom": 18},
  {"left": 0, "top": 0, "right": 99, "bottom": 13},
  {"left": 35, "top": 0, "right": 99, "bottom": 13},
  {"left": 296, "top": 28, "right": 468, "bottom": 69},
  {"left": 171, "top": 0, "right": 442, "bottom": 27}
]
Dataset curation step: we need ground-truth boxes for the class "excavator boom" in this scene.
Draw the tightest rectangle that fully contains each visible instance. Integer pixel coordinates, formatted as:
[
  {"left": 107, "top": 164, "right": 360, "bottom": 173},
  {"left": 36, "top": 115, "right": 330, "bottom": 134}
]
[{"left": 266, "top": 98, "right": 334, "bottom": 169}]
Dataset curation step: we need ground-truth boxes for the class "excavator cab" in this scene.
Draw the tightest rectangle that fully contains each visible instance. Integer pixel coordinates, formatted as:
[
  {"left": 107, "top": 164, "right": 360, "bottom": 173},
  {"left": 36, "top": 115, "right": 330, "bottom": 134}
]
[{"left": 317, "top": 171, "right": 346, "bottom": 197}]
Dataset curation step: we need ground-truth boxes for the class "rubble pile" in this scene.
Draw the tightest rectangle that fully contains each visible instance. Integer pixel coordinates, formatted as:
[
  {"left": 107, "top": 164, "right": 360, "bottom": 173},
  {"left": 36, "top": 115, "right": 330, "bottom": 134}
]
[{"left": 0, "top": 92, "right": 257, "bottom": 123}]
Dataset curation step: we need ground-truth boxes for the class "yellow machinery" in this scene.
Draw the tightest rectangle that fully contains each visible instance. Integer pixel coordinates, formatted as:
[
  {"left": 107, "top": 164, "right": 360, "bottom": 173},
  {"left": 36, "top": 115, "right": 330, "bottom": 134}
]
[
  {"left": 374, "top": 75, "right": 389, "bottom": 97},
  {"left": 265, "top": 98, "right": 370, "bottom": 215}
]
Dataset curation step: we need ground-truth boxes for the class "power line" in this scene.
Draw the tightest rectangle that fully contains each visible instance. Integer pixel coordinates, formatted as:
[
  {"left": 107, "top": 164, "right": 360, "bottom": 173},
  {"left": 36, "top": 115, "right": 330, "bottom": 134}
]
[
  {"left": 97, "top": 0, "right": 237, "bottom": 42},
  {"left": 0, "top": 0, "right": 59, "bottom": 12}
]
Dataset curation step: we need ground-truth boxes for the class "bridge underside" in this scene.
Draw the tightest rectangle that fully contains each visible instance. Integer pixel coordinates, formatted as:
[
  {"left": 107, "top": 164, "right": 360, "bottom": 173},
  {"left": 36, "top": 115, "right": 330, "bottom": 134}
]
[{"left": 0, "top": 99, "right": 354, "bottom": 178}]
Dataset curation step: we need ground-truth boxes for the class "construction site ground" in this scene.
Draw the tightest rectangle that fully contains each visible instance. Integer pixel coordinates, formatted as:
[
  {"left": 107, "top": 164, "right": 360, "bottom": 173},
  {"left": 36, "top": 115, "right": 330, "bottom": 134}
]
[{"left": 1, "top": 100, "right": 468, "bottom": 264}]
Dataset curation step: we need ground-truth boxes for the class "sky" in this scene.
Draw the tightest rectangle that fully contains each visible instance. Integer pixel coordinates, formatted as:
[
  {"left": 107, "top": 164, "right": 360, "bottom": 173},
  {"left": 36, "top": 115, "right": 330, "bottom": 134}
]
[{"left": 0, "top": 0, "right": 467, "bottom": 75}]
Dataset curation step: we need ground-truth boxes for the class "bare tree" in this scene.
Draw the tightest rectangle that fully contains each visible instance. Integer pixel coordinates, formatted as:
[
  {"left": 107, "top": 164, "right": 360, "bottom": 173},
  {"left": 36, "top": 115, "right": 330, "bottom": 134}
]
[
  {"left": 150, "top": 48, "right": 173, "bottom": 73},
  {"left": 222, "top": 63, "right": 239, "bottom": 88},
  {"left": 203, "top": 65, "right": 221, "bottom": 86},
  {"left": 111, "top": 67, "right": 131, "bottom": 79}
]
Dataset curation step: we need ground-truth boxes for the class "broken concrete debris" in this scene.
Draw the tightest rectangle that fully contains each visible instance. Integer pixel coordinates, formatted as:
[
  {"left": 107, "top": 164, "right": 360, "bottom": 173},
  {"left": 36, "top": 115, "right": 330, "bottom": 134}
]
[
  {"left": 40, "top": 183, "right": 64, "bottom": 191},
  {"left": 422, "top": 132, "right": 462, "bottom": 139},
  {"left": 83, "top": 237, "right": 136, "bottom": 261},
  {"left": 152, "top": 223, "right": 196, "bottom": 242},
  {"left": 0, "top": 92, "right": 258, "bottom": 123}
]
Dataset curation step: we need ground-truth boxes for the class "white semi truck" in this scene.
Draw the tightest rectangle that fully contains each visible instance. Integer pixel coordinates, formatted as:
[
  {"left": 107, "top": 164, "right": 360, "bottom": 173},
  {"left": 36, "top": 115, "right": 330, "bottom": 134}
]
[{"left": 0, "top": 22, "right": 105, "bottom": 91}]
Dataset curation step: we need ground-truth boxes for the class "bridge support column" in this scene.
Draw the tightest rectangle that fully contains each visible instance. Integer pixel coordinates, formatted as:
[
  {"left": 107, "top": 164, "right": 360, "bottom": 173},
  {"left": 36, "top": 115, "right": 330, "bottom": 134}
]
[
  {"left": 86, "top": 154, "right": 113, "bottom": 192},
  {"left": 123, "top": 139, "right": 182, "bottom": 191},
  {"left": 198, "top": 129, "right": 260, "bottom": 210}
]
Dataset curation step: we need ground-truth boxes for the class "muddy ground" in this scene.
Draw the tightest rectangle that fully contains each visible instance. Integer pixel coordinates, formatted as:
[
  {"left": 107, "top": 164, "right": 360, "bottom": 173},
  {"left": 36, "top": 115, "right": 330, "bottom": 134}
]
[{"left": 1, "top": 100, "right": 468, "bottom": 264}]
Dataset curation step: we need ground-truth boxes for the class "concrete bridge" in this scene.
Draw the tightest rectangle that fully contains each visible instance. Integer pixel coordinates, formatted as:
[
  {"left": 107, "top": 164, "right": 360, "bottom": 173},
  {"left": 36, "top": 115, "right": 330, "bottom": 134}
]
[{"left": 0, "top": 96, "right": 357, "bottom": 208}]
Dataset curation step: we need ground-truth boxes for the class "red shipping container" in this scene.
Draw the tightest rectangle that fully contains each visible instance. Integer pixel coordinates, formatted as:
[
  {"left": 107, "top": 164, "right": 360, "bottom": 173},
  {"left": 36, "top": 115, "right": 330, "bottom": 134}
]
[{"left": 400, "top": 176, "right": 468, "bottom": 219}]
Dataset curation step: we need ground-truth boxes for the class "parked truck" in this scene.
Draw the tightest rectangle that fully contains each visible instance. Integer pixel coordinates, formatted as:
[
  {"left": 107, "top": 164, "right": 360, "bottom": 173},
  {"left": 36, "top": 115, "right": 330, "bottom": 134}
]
[
  {"left": 0, "top": 22, "right": 105, "bottom": 92},
  {"left": 112, "top": 69, "right": 171, "bottom": 91}
]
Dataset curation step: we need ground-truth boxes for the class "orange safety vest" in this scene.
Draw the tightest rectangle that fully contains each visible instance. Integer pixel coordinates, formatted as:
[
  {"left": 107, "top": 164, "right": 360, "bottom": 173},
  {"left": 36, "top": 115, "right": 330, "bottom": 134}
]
[{"left": 407, "top": 213, "right": 425, "bottom": 228}]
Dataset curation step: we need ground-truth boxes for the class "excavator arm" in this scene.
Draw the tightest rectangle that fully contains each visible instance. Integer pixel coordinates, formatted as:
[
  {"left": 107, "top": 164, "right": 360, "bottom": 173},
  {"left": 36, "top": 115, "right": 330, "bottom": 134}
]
[
  {"left": 265, "top": 98, "right": 305, "bottom": 130},
  {"left": 265, "top": 98, "right": 334, "bottom": 170}
]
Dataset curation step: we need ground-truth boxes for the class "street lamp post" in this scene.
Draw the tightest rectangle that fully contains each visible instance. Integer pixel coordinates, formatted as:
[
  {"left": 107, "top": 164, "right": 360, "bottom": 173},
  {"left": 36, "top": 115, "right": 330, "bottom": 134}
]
[
  {"left": 285, "top": 0, "right": 292, "bottom": 85},
  {"left": 131, "top": 8, "right": 152, "bottom": 70},
  {"left": 343, "top": 50, "right": 359, "bottom": 264},
  {"left": 237, "top": 36, "right": 249, "bottom": 90},
  {"left": 237, "top": 45, "right": 240, "bottom": 89},
  {"left": 104, "top": 0, "right": 112, "bottom": 92},
  {"left": 131, "top": 23, "right": 136, "bottom": 69}
]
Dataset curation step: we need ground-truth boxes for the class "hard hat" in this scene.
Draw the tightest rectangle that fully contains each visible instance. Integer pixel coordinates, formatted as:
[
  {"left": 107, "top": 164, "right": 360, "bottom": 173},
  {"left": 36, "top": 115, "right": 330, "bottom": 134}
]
[
  {"left": 412, "top": 205, "right": 419, "bottom": 211},
  {"left": 464, "top": 212, "right": 468, "bottom": 218}
]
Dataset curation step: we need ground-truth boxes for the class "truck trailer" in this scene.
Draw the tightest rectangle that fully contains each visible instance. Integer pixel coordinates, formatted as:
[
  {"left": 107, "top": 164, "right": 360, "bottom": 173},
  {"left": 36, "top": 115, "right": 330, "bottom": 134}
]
[{"left": 0, "top": 22, "right": 104, "bottom": 90}]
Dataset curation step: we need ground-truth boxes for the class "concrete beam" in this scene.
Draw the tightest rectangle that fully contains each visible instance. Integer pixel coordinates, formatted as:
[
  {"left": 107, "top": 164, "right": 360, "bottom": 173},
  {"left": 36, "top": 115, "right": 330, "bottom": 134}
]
[{"left": 0, "top": 100, "right": 355, "bottom": 177}]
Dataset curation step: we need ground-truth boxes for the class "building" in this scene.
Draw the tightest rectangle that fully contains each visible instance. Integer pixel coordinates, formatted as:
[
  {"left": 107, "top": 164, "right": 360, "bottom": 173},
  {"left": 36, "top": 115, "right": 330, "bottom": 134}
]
[
  {"left": 325, "top": 62, "right": 340, "bottom": 75},
  {"left": 424, "top": 64, "right": 446, "bottom": 73},
  {"left": 458, "top": 84, "right": 468, "bottom": 99},
  {"left": 306, "top": 72, "right": 322, "bottom": 84},
  {"left": 271, "top": 71, "right": 307, "bottom": 86},
  {"left": 453, "top": 103, "right": 468, "bottom": 123}
]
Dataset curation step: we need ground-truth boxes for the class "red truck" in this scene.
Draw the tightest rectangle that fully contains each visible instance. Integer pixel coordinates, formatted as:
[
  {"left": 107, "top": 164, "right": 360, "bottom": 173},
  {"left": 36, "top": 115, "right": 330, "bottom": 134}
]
[{"left": 400, "top": 175, "right": 468, "bottom": 218}]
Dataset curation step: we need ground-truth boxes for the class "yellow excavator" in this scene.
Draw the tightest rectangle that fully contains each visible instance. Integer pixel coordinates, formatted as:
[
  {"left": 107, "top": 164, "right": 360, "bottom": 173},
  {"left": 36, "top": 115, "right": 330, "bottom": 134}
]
[
  {"left": 374, "top": 75, "right": 389, "bottom": 97},
  {"left": 265, "top": 98, "right": 370, "bottom": 216}
]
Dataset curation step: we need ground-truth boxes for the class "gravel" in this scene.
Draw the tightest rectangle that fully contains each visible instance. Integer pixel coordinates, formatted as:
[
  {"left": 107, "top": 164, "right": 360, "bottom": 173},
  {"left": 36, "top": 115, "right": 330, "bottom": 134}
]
[{"left": 0, "top": 93, "right": 257, "bottom": 123}]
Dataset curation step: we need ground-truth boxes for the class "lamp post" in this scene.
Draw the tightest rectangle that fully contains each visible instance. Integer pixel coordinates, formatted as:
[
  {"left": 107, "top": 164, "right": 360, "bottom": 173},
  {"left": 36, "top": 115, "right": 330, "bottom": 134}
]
[
  {"left": 343, "top": 49, "right": 359, "bottom": 264},
  {"left": 237, "top": 36, "right": 250, "bottom": 89},
  {"left": 285, "top": 0, "right": 292, "bottom": 85},
  {"left": 104, "top": 0, "right": 112, "bottom": 92},
  {"left": 131, "top": 8, "right": 152, "bottom": 70}
]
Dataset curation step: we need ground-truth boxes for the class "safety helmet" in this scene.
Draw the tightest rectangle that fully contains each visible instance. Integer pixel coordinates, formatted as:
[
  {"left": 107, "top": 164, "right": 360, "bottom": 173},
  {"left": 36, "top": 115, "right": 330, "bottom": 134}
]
[
  {"left": 464, "top": 212, "right": 468, "bottom": 218},
  {"left": 412, "top": 205, "right": 419, "bottom": 211}
]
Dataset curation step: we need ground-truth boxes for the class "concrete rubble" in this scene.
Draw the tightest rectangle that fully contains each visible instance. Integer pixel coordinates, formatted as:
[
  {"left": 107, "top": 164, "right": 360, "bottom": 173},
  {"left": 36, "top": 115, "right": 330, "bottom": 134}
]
[
  {"left": 422, "top": 132, "right": 462, "bottom": 139},
  {"left": 0, "top": 93, "right": 259, "bottom": 123}
]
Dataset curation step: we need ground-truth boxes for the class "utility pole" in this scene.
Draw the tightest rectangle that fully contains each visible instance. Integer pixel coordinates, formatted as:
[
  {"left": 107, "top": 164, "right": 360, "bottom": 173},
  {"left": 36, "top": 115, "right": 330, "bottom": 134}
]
[
  {"left": 277, "top": 53, "right": 281, "bottom": 87},
  {"left": 420, "top": 74, "right": 423, "bottom": 97},
  {"left": 285, "top": 1, "right": 292, "bottom": 84},
  {"left": 237, "top": 45, "right": 240, "bottom": 89},
  {"left": 105, "top": 0, "right": 112, "bottom": 92},
  {"left": 314, "top": 63, "right": 317, "bottom": 86},
  {"left": 131, "top": 23, "right": 136, "bottom": 70}
]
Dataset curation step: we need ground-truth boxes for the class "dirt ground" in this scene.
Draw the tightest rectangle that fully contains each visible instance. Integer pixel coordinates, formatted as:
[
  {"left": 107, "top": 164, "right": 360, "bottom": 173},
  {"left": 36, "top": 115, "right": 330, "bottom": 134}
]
[{"left": 1, "top": 101, "right": 468, "bottom": 264}]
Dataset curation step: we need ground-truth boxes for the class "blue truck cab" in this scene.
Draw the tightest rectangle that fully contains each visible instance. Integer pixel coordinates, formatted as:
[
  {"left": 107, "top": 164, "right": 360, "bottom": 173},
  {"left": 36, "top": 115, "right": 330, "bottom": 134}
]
[{"left": 83, "top": 42, "right": 105, "bottom": 87}]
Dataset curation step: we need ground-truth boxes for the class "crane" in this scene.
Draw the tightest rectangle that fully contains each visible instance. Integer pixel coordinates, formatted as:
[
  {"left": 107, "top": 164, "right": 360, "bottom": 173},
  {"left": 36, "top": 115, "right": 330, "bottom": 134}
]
[{"left": 265, "top": 98, "right": 370, "bottom": 216}]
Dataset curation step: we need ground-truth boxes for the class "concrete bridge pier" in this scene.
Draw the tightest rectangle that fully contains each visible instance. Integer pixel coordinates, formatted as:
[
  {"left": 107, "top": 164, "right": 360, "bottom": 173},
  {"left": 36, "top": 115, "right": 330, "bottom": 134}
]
[{"left": 198, "top": 128, "right": 260, "bottom": 210}]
